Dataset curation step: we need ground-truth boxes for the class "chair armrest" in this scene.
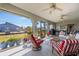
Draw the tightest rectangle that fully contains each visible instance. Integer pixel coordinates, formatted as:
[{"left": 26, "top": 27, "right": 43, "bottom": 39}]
[
  {"left": 52, "top": 40, "right": 65, "bottom": 55},
  {"left": 53, "top": 44, "right": 62, "bottom": 56}
]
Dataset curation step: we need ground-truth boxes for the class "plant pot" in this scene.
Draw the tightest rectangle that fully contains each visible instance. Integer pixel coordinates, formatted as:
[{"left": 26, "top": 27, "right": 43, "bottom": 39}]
[
  {"left": 8, "top": 41, "right": 15, "bottom": 47},
  {"left": 0, "top": 42, "right": 8, "bottom": 49},
  {"left": 15, "top": 40, "right": 21, "bottom": 45}
]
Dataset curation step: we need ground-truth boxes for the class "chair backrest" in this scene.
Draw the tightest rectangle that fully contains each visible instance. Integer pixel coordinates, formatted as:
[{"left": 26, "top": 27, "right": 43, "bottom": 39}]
[
  {"left": 61, "top": 39, "right": 79, "bottom": 55},
  {"left": 30, "top": 34, "right": 39, "bottom": 47}
]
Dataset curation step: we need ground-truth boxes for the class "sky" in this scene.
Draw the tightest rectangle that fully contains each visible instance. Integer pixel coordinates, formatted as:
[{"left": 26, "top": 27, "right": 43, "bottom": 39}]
[{"left": 0, "top": 10, "right": 32, "bottom": 27}]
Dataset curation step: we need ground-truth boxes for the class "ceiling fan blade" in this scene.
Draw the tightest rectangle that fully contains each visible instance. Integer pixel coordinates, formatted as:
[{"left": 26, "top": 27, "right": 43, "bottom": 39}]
[
  {"left": 41, "top": 7, "right": 51, "bottom": 11},
  {"left": 60, "top": 14, "right": 67, "bottom": 19},
  {"left": 56, "top": 7, "right": 62, "bottom": 11}
]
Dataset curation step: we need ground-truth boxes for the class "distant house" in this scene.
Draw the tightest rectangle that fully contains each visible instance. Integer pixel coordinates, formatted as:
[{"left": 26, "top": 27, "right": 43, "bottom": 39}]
[{"left": 0, "top": 22, "right": 22, "bottom": 32}]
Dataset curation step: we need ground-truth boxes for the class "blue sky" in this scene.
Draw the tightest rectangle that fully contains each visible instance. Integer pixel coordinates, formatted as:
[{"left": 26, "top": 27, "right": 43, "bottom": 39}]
[{"left": 0, "top": 10, "right": 32, "bottom": 27}]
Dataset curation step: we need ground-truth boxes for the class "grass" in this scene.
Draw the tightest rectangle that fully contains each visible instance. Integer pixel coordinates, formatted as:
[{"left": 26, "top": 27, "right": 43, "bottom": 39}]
[{"left": 0, "top": 33, "right": 28, "bottom": 42}]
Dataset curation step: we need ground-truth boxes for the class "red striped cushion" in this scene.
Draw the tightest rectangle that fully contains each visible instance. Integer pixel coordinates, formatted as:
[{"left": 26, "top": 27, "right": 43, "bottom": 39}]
[
  {"left": 71, "top": 40, "right": 75, "bottom": 53},
  {"left": 66, "top": 40, "right": 70, "bottom": 53},
  {"left": 53, "top": 44, "right": 62, "bottom": 55},
  {"left": 64, "top": 40, "right": 69, "bottom": 53},
  {"left": 74, "top": 40, "right": 78, "bottom": 52},
  {"left": 68, "top": 40, "right": 72, "bottom": 53},
  {"left": 31, "top": 34, "right": 43, "bottom": 46},
  {"left": 74, "top": 40, "right": 77, "bottom": 52},
  {"left": 58, "top": 40, "right": 65, "bottom": 51},
  {"left": 52, "top": 39, "right": 79, "bottom": 55},
  {"left": 78, "top": 40, "right": 79, "bottom": 49},
  {"left": 72, "top": 40, "right": 76, "bottom": 52}
]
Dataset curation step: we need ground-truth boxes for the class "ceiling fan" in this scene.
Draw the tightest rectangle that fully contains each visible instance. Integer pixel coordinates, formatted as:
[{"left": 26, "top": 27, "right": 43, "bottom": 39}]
[
  {"left": 42, "top": 3, "right": 63, "bottom": 14},
  {"left": 60, "top": 15, "right": 67, "bottom": 19}
]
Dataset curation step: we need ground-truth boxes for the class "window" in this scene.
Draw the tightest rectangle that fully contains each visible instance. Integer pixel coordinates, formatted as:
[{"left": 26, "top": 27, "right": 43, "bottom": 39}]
[
  {"left": 0, "top": 10, "right": 32, "bottom": 44},
  {"left": 36, "top": 21, "right": 47, "bottom": 38}
]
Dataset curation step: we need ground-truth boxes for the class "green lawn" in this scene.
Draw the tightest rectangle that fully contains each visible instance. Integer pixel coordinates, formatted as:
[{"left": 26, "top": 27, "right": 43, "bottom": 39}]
[{"left": 0, "top": 33, "right": 27, "bottom": 42}]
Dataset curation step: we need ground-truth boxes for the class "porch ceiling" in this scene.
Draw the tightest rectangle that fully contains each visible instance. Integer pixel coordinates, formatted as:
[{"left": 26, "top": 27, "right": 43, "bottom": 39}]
[{"left": 11, "top": 3, "right": 79, "bottom": 23}]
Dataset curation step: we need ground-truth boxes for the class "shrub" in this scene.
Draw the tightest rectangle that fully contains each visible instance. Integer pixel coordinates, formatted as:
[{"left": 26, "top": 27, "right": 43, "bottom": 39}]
[
  {"left": 1, "top": 41, "right": 6, "bottom": 44},
  {"left": 7, "top": 38, "right": 17, "bottom": 42}
]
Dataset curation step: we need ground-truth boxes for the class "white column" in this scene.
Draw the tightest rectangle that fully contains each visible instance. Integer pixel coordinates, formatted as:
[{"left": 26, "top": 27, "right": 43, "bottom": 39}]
[
  {"left": 32, "top": 19, "right": 37, "bottom": 36},
  {"left": 47, "top": 22, "right": 50, "bottom": 32}
]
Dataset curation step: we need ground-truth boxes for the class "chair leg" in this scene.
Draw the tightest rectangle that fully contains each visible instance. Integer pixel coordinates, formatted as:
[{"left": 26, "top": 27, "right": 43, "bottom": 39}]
[{"left": 52, "top": 48, "right": 53, "bottom": 53}]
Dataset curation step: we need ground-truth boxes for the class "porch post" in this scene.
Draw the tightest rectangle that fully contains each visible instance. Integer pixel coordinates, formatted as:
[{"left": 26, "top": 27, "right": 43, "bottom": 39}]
[
  {"left": 47, "top": 22, "right": 50, "bottom": 32},
  {"left": 32, "top": 19, "right": 37, "bottom": 36}
]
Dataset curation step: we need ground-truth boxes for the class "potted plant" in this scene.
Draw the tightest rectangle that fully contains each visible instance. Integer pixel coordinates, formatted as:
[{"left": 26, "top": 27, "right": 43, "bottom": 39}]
[
  {"left": 7, "top": 38, "right": 16, "bottom": 47},
  {"left": 0, "top": 41, "right": 8, "bottom": 49}
]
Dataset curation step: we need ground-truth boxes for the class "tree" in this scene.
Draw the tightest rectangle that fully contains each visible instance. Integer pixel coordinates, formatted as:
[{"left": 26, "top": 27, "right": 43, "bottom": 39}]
[{"left": 24, "top": 26, "right": 32, "bottom": 34}]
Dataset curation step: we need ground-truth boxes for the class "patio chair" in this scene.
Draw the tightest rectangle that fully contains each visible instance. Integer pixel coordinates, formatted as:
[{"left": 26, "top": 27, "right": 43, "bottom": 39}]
[
  {"left": 30, "top": 34, "right": 44, "bottom": 51},
  {"left": 52, "top": 39, "right": 79, "bottom": 56}
]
